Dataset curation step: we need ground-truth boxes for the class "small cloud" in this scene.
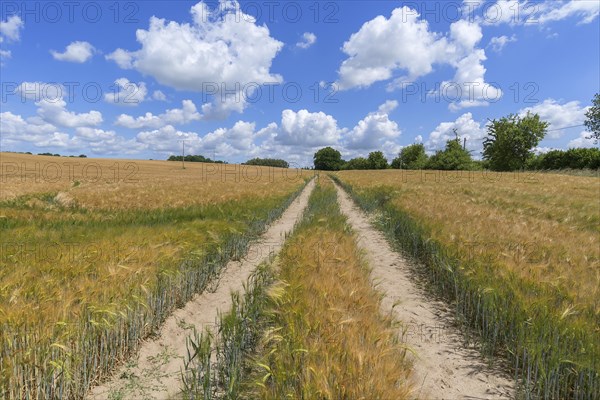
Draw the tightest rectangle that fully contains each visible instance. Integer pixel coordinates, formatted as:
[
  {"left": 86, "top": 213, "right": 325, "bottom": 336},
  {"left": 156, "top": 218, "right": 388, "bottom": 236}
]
[
  {"left": 488, "top": 34, "right": 517, "bottom": 53},
  {"left": 104, "top": 78, "right": 148, "bottom": 106},
  {"left": 568, "top": 131, "right": 597, "bottom": 148},
  {"left": 378, "top": 100, "right": 399, "bottom": 114},
  {"left": 51, "top": 41, "right": 95, "bottom": 63},
  {"left": 152, "top": 90, "right": 167, "bottom": 101},
  {"left": 106, "top": 48, "right": 134, "bottom": 69},
  {"left": 0, "top": 15, "right": 24, "bottom": 42},
  {"left": 296, "top": 32, "right": 316, "bottom": 49},
  {"left": 0, "top": 15, "right": 23, "bottom": 65}
]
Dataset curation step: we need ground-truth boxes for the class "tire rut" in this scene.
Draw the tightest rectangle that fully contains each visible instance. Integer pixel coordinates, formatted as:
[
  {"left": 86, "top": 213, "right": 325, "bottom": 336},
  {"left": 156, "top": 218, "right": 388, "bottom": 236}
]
[
  {"left": 87, "top": 179, "right": 315, "bottom": 400},
  {"left": 334, "top": 181, "right": 514, "bottom": 400}
]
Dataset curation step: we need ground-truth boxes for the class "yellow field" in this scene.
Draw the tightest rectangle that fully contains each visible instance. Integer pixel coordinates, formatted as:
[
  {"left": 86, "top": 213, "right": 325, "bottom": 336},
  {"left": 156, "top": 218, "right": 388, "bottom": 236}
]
[
  {"left": 334, "top": 169, "right": 600, "bottom": 397},
  {"left": 3, "top": 152, "right": 598, "bottom": 398},
  {"left": 0, "top": 152, "right": 309, "bottom": 398},
  {"left": 335, "top": 169, "right": 599, "bottom": 313},
  {"left": 180, "top": 179, "right": 413, "bottom": 399},
  {"left": 255, "top": 179, "right": 412, "bottom": 399},
  {"left": 0, "top": 152, "right": 306, "bottom": 208}
]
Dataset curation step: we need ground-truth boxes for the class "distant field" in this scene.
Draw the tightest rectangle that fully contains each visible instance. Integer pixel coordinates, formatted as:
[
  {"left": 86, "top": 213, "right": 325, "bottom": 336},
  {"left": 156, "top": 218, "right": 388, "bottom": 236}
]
[
  {"left": 0, "top": 152, "right": 305, "bottom": 208},
  {"left": 0, "top": 152, "right": 308, "bottom": 398},
  {"left": 334, "top": 169, "right": 599, "bottom": 397}
]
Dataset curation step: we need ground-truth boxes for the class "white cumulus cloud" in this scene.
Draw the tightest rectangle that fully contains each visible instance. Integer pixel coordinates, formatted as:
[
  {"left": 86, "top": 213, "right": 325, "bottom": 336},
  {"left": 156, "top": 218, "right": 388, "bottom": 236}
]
[
  {"left": 136, "top": 125, "right": 201, "bottom": 153},
  {"left": 519, "top": 99, "right": 589, "bottom": 138},
  {"left": 296, "top": 32, "right": 316, "bottom": 49},
  {"left": 345, "top": 101, "right": 401, "bottom": 149},
  {"left": 106, "top": 1, "right": 283, "bottom": 118},
  {"left": 337, "top": 7, "right": 451, "bottom": 89},
  {"left": 336, "top": 8, "right": 500, "bottom": 111},
  {"left": 0, "top": 49, "right": 11, "bottom": 60},
  {"left": 0, "top": 15, "right": 24, "bottom": 42},
  {"left": 35, "top": 98, "right": 103, "bottom": 128},
  {"left": 0, "top": 15, "right": 23, "bottom": 64},
  {"left": 105, "top": 48, "right": 133, "bottom": 69},
  {"left": 51, "top": 41, "right": 95, "bottom": 63},
  {"left": 104, "top": 78, "right": 148, "bottom": 106},
  {"left": 115, "top": 100, "right": 201, "bottom": 129},
  {"left": 276, "top": 109, "right": 342, "bottom": 147},
  {"left": 538, "top": 0, "right": 600, "bottom": 24}
]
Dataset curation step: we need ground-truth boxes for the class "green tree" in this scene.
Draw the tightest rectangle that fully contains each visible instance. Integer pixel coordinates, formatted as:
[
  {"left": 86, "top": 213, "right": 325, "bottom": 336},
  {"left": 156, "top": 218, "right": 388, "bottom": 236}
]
[
  {"left": 343, "top": 157, "right": 370, "bottom": 170},
  {"left": 367, "top": 151, "right": 388, "bottom": 169},
  {"left": 167, "top": 154, "right": 224, "bottom": 163},
  {"left": 244, "top": 158, "right": 289, "bottom": 168},
  {"left": 530, "top": 148, "right": 600, "bottom": 170},
  {"left": 313, "top": 147, "right": 343, "bottom": 171},
  {"left": 584, "top": 93, "right": 600, "bottom": 143},
  {"left": 483, "top": 112, "right": 549, "bottom": 171},
  {"left": 391, "top": 144, "right": 428, "bottom": 169},
  {"left": 427, "top": 139, "right": 475, "bottom": 170}
]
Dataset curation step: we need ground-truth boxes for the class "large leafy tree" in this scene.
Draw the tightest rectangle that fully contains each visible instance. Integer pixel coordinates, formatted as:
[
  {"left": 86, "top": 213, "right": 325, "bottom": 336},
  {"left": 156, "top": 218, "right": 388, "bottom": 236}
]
[
  {"left": 483, "top": 112, "right": 548, "bottom": 171},
  {"left": 313, "top": 147, "right": 343, "bottom": 171},
  {"left": 391, "top": 143, "right": 429, "bottom": 169},
  {"left": 367, "top": 151, "right": 388, "bottom": 169},
  {"left": 427, "top": 139, "right": 474, "bottom": 170},
  {"left": 584, "top": 93, "right": 600, "bottom": 143}
]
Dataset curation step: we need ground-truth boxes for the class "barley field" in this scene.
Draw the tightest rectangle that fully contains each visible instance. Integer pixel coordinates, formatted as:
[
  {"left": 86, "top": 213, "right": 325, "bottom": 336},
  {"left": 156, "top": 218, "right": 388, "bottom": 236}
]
[
  {"left": 253, "top": 178, "right": 412, "bottom": 399},
  {"left": 0, "top": 152, "right": 308, "bottom": 399},
  {"left": 181, "top": 178, "right": 413, "bottom": 399},
  {"left": 3, "top": 152, "right": 599, "bottom": 399},
  {"left": 334, "top": 169, "right": 600, "bottom": 398}
]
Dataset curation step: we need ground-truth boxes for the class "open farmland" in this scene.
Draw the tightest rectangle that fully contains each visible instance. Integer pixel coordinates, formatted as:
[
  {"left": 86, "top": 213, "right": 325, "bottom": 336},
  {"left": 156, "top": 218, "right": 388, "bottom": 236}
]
[
  {"left": 334, "top": 169, "right": 600, "bottom": 398},
  {"left": 2, "top": 156, "right": 599, "bottom": 399},
  {"left": 250, "top": 179, "right": 413, "bottom": 399},
  {"left": 0, "top": 152, "right": 309, "bottom": 398},
  {"left": 179, "top": 179, "right": 415, "bottom": 399},
  {"left": 2, "top": 0, "right": 599, "bottom": 398}
]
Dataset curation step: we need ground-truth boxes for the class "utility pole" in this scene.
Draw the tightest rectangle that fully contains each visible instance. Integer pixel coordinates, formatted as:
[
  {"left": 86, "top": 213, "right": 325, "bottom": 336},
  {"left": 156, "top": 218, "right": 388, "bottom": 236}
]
[{"left": 178, "top": 139, "right": 189, "bottom": 169}]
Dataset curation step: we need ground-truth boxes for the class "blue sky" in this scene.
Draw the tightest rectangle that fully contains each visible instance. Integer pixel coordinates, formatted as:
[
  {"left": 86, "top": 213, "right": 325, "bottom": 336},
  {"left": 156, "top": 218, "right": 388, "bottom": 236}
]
[{"left": 1, "top": 0, "right": 598, "bottom": 166}]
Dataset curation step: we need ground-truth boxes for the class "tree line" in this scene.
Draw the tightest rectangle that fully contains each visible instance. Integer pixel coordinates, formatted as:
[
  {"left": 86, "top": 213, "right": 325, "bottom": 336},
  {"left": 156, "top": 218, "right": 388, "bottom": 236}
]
[
  {"left": 34, "top": 152, "right": 87, "bottom": 158},
  {"left": 242, "top": 158, "right": 289, "bottom": 168},
  {"left": 314, "top": 93, "right": 600, "bottom": 172},
  {"left": 167, "top": 155, "right": 225, "bottom": 163},
  {"left": 166, "top": 155, "right": 289, "bottom": 168}
]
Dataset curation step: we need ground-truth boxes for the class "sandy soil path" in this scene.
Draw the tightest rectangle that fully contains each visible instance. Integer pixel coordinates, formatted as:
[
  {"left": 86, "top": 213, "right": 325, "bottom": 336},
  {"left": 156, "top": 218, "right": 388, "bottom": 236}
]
[
  {"left": 87, "top": 179, "right": 315, "bottom": 400},
  {"left": 334, "top": 182, "right": 515, "bottom": 400}
]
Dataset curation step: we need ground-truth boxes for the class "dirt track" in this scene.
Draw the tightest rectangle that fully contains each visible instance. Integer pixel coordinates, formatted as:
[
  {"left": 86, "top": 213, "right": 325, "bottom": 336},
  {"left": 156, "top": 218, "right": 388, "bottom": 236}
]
[
  {"left": 87, "top": 179, "right": 315, "bottom": 400},
  {"left": 88, "top": 177, "right": 515, "bottom": 399},
  {"left": 334, "top": 181, "right": 515, "bottom": 400}
]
